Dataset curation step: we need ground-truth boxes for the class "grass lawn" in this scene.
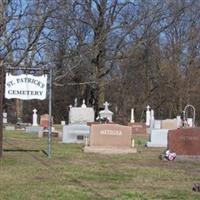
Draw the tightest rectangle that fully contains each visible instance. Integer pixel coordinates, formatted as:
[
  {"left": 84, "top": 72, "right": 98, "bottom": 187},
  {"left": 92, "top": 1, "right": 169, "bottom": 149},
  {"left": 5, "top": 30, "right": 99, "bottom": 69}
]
[{"left": 0, "top": 130, "right": 200, "bottom": 200}]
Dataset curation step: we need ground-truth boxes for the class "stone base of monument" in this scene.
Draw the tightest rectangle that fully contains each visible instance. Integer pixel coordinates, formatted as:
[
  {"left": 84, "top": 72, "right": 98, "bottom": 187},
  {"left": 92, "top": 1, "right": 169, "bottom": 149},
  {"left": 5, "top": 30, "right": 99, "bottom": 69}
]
[
  {"left": 38, "top": 129, "right": 62, "bottom": 138},
  {"left": 146, "top": 129, "right": 168, "bottom": 147},
  {"left": 62, "top": 124, "right": 90, "bottom": 143},
  {"left": 26, "top": 126, "right": 43, "bottom": 133},
  {"left": 5, "top": 125, "right": 15, "bottom": 131},
  {"left": 84, "top": 146, "right": 137, "bottom": 154},
  {"left": 175, "top": 155, "right": 200, "bottom": 161}
]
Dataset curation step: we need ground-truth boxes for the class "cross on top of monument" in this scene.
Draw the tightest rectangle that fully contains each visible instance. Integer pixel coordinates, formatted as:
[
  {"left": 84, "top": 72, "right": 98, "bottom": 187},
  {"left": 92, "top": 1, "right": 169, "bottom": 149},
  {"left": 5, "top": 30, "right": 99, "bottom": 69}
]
[
  {"left": 33, "top": 108, "right": 37, "bottom": 114},
  {"left": 103, "top": 101, "right": 110, "bottom": 110},
  {"left": 81, "top": 99, "right": 87, "bottom": 108},
  {"left": 74, "top": 98, "right": 77, "bottom": 107}
]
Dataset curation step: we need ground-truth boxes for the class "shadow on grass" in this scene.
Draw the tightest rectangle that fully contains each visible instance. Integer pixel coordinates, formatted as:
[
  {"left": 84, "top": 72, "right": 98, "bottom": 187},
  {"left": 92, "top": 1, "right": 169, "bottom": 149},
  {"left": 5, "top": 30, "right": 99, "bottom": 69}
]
[{"left": 3, "top": 148, "right": 49, "bottom": 156}]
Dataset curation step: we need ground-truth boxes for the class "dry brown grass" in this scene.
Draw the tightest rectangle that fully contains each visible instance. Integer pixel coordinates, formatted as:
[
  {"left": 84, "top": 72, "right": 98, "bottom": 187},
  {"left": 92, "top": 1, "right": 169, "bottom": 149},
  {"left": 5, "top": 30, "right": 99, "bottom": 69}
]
[{"left": 0, "top": 130, "right": 200, "bottom": 200}]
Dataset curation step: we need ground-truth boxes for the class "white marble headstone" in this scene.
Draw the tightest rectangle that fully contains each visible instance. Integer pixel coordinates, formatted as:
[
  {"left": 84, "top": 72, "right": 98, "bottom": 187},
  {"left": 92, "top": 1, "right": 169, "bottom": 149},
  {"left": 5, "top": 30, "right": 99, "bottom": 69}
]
[
  {"left": 187, "top": 118, "right": 193, "bottom": 127},
  {"left": 69, "top": 107, "right": 95, "bottom": 124},
  {"left": 146, "top": 129, "right": 168, "bottom": 147},
  {"left": 32, "top": 109, "right": 38, "bottom": 126},
  {"left": 154, "top": 120, "right": 161, "bottom": 129},
  {"left": 176, "top": 116, "right": 182, "bottom": 128},
  {"left": 146, "top": 105, "right": 151, "bottom": 126},
  {"left": 130, "top": 108, "right": 135, "bottom": 123},
  {"left": 3, "top": 112, "right": 7, "bottom": 124},
  {"left": 150, "top": 109, "right": 155, "bottom": 128}
]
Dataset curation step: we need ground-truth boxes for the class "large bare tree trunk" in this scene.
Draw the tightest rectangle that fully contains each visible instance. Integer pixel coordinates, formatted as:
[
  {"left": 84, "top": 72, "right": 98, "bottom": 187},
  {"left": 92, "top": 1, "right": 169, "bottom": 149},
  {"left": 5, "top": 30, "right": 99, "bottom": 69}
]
[{"left": 97, "top": 78, "right": 105, "bottom": 110}]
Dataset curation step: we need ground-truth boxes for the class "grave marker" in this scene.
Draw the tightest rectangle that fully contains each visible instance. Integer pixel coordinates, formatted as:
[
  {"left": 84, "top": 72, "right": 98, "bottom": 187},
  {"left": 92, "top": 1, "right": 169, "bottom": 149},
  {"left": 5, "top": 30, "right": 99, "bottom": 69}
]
[
  {"left": 62, "top": 102, "right": 94, "bottom": 143},
  {"left": 40, "top": 114, "right": 53, "bottom": 129},
  {"left": 3, "top": 112, "right": 7, "bottom": 124},
  {"left": 99, "top": 101, "right": 113, "bottom": 122},
  {"left": 168, "top": 128, "right": 200, "bottom": 159},
  {"left": 32, "top": 109, "right": 38, "bottom": 126},
  {"left": 128, "top": 122, "right": 147, "bottom": 135},
  {"left": 84, "top": 124, "right": 137, "bottom": 154}
]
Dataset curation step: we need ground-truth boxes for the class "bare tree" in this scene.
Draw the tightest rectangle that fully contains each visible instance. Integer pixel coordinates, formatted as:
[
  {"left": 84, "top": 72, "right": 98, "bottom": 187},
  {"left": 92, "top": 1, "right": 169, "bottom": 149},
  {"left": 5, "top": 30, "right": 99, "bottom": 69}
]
[{"left": 0, "top": 0, "right": 55, "bottom": 121}]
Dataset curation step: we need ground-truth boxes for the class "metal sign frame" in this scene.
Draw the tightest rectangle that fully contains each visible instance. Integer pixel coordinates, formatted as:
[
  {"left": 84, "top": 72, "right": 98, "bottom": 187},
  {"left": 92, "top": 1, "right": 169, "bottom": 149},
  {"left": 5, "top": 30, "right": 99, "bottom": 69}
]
[{"left": 0, "top": 66, "right": 53, "bottom": 158}]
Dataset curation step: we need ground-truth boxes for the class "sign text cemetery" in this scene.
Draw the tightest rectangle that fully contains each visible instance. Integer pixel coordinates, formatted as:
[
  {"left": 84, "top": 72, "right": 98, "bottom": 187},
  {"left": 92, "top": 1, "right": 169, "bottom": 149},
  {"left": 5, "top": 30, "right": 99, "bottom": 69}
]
[{"left": 5, "top": 73, "right": 47, "bottom": 100}]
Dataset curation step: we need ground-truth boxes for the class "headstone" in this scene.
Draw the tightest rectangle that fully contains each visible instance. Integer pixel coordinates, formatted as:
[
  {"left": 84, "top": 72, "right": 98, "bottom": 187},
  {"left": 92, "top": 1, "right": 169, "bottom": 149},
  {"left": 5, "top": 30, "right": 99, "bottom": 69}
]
[
  {"left": 128, "top": 122, "right": 147, "bottom": 134},
  {"left": 26, "top": 126, "right": 43, "bottom": 133},
  {"left": 168, "top": 128, "right": 200, "bottom": 160},
  {"left": 154, "top": 120, "right": 161, "bottom": 129},
  {"left": 130, "top": 108, "right": 135, "bottom": 123},
  {"left": 16, "top": 118, "right": 27, "bottom": 130},
  {"left": 32, "top": 109, "right": 38, "bottom": 126},
  {"left": 40, "top": 114, "right": 53, "bottom": 129},
  {"left": 187, "top": 118, "right": 193, "bottom": 127},
  {"left": 61, "top": 121, "right": 65, "bottom": 125},
  {"left": 146, "top": 129, "right": 168, "bottom": 147},
  {"left": 3, "top": 112, "right": 7, "bottom": 124},
  {"left": 5, "top": 125, "right": 15, "bottom": 131},
  {"left": 176, "top": 116, "right": 182, "bottom": 128},
  {"left": 62, "top": 124, "right": 90, "bottom": 143},
  {"left": 81, "top": 99, "right": 87, "bottom": 108},
  {"left": 146, "top": 105, "right": 151, "bottom": 126},
  {"left": 99, "top": 101, "right": 113, "bottom": 122},
  {"left": 161, "top": 119, "right": 177, "bottom": 130},
  {"left": 38, "top": 127, "right": 62, "bottom": 138},
  {"left": 25, "top": 108, "right": 42, "bottom": 133},
  {"left": 62, "top": 104, "right": 95, "bottom": 143},
  {"left": 150, "top": 109, "right": 155, "bottom": 129},
  {"left": 84, "top": 124, "right": 137, "bottom": 154},
  {"left": 69, "top": 107, "right": 95, "bottom": 124}
]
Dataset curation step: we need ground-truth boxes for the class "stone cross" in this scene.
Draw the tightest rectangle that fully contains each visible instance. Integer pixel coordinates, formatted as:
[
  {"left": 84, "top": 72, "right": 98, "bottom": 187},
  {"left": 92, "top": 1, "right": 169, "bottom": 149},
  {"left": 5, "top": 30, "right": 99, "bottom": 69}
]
[
  {"left": 81, "top": 99, "right": 87, "bottom": 108},
  {"left": 103, "top": 101, "right": 110, "bottom": 110},
  {"left": 146, "top": 105, "right": 151, "bottom": 126},
  {"left": 32, "top": 108, "right": 38, "bottom": 126}
]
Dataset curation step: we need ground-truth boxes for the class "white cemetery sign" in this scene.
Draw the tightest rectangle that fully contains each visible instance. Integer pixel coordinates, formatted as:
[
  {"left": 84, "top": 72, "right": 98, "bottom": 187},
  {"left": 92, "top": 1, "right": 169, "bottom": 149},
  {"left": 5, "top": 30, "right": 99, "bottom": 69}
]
[{"left": 5, "top": 73, "right": 47, "bottom": 100}]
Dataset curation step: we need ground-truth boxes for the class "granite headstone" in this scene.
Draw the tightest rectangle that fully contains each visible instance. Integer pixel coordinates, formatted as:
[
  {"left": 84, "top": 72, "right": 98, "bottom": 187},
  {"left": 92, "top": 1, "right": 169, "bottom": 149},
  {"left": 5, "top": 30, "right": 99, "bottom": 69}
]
[
  {"left": 168, "top": 128, "right": 200, "bottom": 159},
  {"left": 84, "top": 124, "right": 137, "bottom": 154}
]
